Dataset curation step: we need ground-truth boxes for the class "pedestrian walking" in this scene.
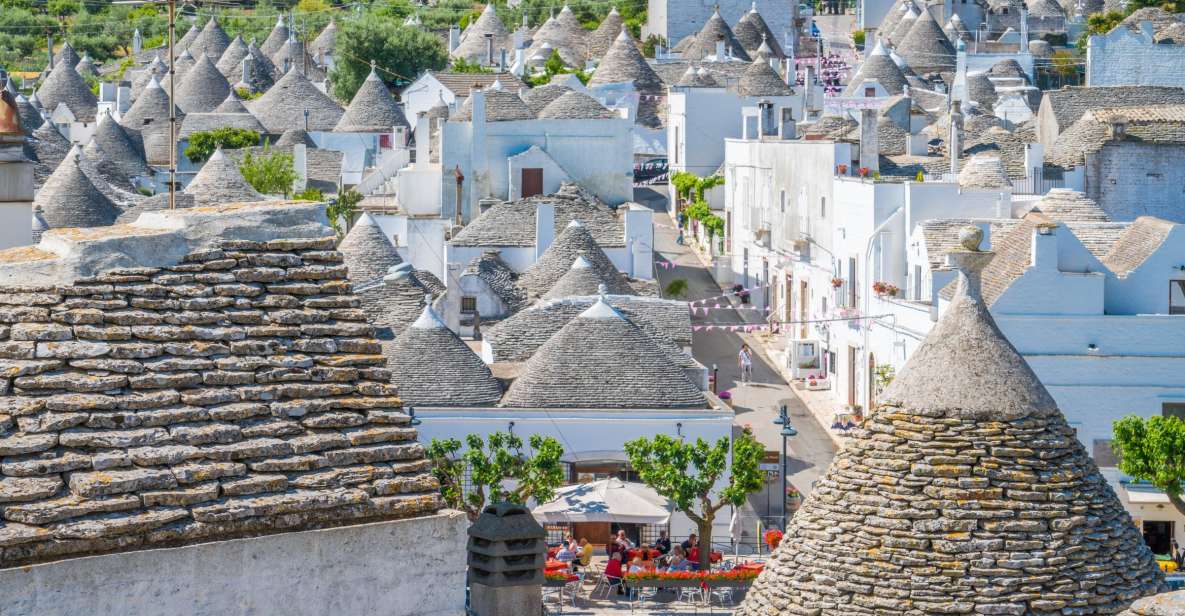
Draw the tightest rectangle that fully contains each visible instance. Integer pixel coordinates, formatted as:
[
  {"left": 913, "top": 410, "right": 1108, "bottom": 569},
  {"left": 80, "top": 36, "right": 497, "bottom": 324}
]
[{"left": 739, "top": 344, "right": 754, "bottom": 384}]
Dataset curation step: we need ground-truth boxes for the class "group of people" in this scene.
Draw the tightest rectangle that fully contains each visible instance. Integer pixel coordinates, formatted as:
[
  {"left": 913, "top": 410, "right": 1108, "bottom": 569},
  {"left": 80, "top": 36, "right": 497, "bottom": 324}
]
[
  {"left": 554, "top": 536, "right": 594, "bottom": 571},
  {"left": 602, "top": 531, "right": 703, "bottom": 595}
]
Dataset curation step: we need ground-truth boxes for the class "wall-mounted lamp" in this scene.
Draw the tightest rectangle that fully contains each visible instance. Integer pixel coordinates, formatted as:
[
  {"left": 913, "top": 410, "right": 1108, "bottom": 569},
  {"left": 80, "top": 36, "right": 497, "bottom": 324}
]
[
  {"left": 1087, "top": 343, "right": 1098, "bottom": 352},
  {"left": 408, "top": 407, "right": 421, "bottom": 426},
  {"left": 508, "top": 421, "right": 515, "bottom": 434},
  {"left": 676, "top": 422, "right": 684, "bottom": 438}
]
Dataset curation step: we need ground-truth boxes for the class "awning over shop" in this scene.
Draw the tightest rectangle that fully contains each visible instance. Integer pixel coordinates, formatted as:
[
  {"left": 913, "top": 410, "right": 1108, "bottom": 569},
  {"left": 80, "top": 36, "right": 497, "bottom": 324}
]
[{"left": 532, "top": 478, "right": 673, "bottom": 525}]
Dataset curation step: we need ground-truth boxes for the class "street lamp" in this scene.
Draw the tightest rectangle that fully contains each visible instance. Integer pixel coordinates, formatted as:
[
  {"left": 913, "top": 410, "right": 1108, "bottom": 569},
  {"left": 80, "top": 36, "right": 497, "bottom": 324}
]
[{"left": 773, "top": 404, "right": 797, "bottom": 530}]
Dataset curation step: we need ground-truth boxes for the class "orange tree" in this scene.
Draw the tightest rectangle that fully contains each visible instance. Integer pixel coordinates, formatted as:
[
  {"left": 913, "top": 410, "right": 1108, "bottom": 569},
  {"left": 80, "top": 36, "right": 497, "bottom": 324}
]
[{"left": 625, "top": 428, "right": 764, "bottom": 569}]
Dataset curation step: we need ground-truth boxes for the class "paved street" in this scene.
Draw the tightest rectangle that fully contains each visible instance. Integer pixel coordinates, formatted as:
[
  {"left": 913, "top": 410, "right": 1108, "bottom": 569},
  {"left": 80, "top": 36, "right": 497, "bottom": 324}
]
[{"left": 637, "top": 189, "right": 837, "bottom": 533}]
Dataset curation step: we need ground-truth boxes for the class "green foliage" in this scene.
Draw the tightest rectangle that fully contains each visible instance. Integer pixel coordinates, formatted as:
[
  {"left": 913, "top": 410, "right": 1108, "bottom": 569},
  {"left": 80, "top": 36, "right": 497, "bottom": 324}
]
[
  {"left": 524, "top": 49, "right": 591, "bottom": 86},
  {"left": 330, "top": 17, "right": 447, "bottom": 101},
  {"left": 450, "top": 57, "right": 493, "bottom": 74},
  {"left": 1078, "top": 10, "right": 1127, "bottom": 47},
  {"left": 663, "top": 278, "right": 689, "bottom": 298},
  {"left": 239, "top": 142, "right": 298, "bottom": 197},
  {"left": 683, "top": 200, "right": 711, "bottom": 221},
  {"left": 874, "top": 364, "right": 895, "bottom": 392},
  {"left": 184, "top": 127, "right": 261, "bottom": 164},
  {"left": 82, "top": 71, "right": 99, "bottom": 95},
  {"left": 642, "top": 35, "right": 665, "bottom": 58},
  {"left": 852, "top": 30, "right": 865, "bottom": 46},
  {"left": 48, "top": 0, "right": 81, "bottom": 18},
  {"left": 293, "top": 187, "right": 325, "bottom": 201},
  {"left": 425, "top": 431, "right": 565, "bottom": 522},
  {"left": 234, "top": 87, "right": 263, "bottom": 101},
  {"left": 702, "top": 213, "right": 725, "bottom": 237},
  {"left": 326, "top": 188, "right": 362, "bottom": 236},
  {"left": 0, "top": 8, "right": 55, "bottom": 72},
  {"left": 671, "top": 171, "right": 724, "bottom": 203},
  {"left": 1112, "top": 415, "right": 1185, "bottom": 517},
  {"left": 625, "top": 429, "right": 764, "bottom": 568}
]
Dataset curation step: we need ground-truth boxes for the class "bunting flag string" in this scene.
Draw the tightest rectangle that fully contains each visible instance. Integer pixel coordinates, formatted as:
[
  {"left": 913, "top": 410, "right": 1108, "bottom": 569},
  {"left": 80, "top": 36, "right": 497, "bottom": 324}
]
[
  {"left": 688, "top": 305, "right": 772, "bottom": 315},
  {"left": 688, "top": 282, "right": 774, "bottom": 306}
]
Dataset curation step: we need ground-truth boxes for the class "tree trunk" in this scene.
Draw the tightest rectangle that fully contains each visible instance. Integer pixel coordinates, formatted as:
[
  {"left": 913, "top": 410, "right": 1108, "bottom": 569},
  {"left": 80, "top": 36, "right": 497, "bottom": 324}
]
[
  {"left": 1168, "top": 491, "right": 1185, "bottom": 519},
  {"left": 697, "top": 517, "right": 714, "bottom": 570}
]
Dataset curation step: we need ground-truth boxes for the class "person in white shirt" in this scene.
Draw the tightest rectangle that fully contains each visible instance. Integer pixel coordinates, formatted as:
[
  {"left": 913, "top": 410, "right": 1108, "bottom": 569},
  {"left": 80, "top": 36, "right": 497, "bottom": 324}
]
[{"left": 738, "top": 344, "right": 754, "bottom": 384}]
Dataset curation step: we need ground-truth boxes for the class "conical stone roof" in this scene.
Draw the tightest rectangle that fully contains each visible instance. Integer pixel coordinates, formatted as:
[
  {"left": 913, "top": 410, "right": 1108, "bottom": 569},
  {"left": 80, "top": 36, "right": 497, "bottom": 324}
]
[
  {"left": 310, "top": 19, "right": 338, "bottom": 59},
  {"left": 542, "top": 255, "right": 622, "bottom": 299},
  {"left": 527, "top": 7, "right": 588, "bottom": 67},
  {"left": 589, "top": 29, "right": 663, "bottom": 93},
  {"left": 275, "top": 128, "right": 317, "bottom": 147},
  {"left": 161, "top": 49, "right": 196, "bottom": 92},
  {"left": 845, "top": 41, "right": 907, "bottom": 95},
  {"left": 25, "top": 121, "right": 70, "bottom": 187},
  {"left": 131, "top": 55, "right": 168, "bottom": 100},
  {"left": 958, "top": 154, "right": 1012, "bottom": 190},
  {"left": 384, "top": 305, "right": 503, "bottom": 407},
  {"left": 92, "top": 111, "right": 151, "bottom": 179},
  {"left": 336, "top": 67, "right": 409, "bottom": 132},
  {"left": 676, "top": 66, "right": 719, "bottom": 87},
  {"left": 15, "top": 94, "right": 43, "bottom": 134},
  {"left": 340, "top": 212, "right": 403, "bottom": 286},
  {"left": 880, "top": 0, "right": 913, "bottom": 41},
  {"left": 121, "top": 76, "right": 184, "bottom": 165},
  {"left": 229, "top": 43, "right": 277, "bottom": 93},
  {"left": 945, "top": 13, "right": 973, "bottom": 42},
  {"left": 189, "top": 17, "right": 231, "bottom": 62},
  {"left": 736, "top": 232, "right": 1166, "bottom": 616},
  {"left": 891, "top": 4, "right": 919, "bottom": 44},
  {"left": 185, "top": 147, "right": 265, "bottom": 206},
  {"left": 1031, "top": 188, "right": 1111, "bottom": 223},
  {"left": 522, "top": 83, "right": 573, "bottom": 115},
  {"left": 736, "top": 56, "right": 792, "bottom": 96},
  {"left": 518, "top": 220, "right": 634, "bottom": 298},
  {"left": 247, "top": 66, "right": 343, "bottom": 133},
  {"left": 175, "top": 52, "right": 231, "bottom": 113},
  {"left": 734, "top": 5, "right": 785, "bottom": 58},
  {"left": 503, "top": 298, "right": 706, "bottom": 409},
  {"left": 55, "top": 42, "right": 81, "bottom": 68},
  {"left": 260, "top": 15, "right": 290, "bottom": 57},
  {"left": 588, "top": 7, "right": 625, "bottom": 59},
  {"left": 538, "top": 90, "right": 616, "bottom": 120},
  {"left": 36, "top": 59, "right": 98, "bottom": 122},
  {"left": 34, "top": 149, "right": 119, "bottom": 230},
  {"left": 896, "top": 6, "right": 955, "bottom": 74},
  {"left": 74, "top": 53, "right": 99, "bottom": 79},
  {"left": 213, "top": 88, "right": 250, "bottom": 114},
  {"left": 177, "top": 23, "right": 200, "bottom": 50},
  {"left": 680, "top": 9, "right": 752, "bottom": 61},
  {"left": 453, "top": 4, "right": 511, "bottom": 63},
  {"left": 215, "top": 35, "right": 249, "bottom": 77}
]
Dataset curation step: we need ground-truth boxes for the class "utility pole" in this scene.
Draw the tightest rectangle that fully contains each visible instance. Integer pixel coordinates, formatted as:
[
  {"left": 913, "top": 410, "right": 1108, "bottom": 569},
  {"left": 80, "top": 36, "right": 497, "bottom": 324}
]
[{"left": 168, "top": 0, "right": 176, "bottom": 209}]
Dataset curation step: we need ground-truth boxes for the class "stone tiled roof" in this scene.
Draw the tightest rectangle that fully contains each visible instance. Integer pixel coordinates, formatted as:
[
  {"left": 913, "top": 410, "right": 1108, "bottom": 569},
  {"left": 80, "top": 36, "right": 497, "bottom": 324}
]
[
  {"left": 1064, "top": 221, "right": 1130, "bottom": 260},
  {"left": 837, "top": 116, "right": 909, "bottom": 155},
  {"left": 675, "top": 66, "right": 720, "bottom": 87},
  {"left": 310, "top": 19, "right": 338, "bottom": 59},
  {"left": 177, "top": 23, "right": 200, "bottom": 51},
  {"left": 74, "top": 54, "right": 99, "bottom": 79},
  {"left": 1029, "top": 188, "right": 1111, "bottom": 222},
  {"left": 450, "top": 182, "right": 624, "bottom": 248},
  {"left": 879, "top": 0, "right": 914, "bottom": 41},
  {"left": 121, "top": 76, "right": 185, "bottom": 165},
  {"left": 738, "top": 227, "right": 1165, "bottom": 616},
  {"left": 522, "top": 84, "right": 572, "bottom": 115},
  {"left": 178, "top": 110, "right": 266, "bottom": 140},
  {"left": 844, "top": 41, "right": 907, "bottom": 95},
  {"left": 0, "top": 233, "right": 441, "bottom": 567},
  {"left": 247, "top": 67, "right": 344, "bottom": 133},
  {"left": 944, "top": 13, "right": 973, "bottom": 42},
  {"left": 537, "top": 90, "right": 616, "bottom": 119},
  {"left": 33, "top": 150, "right": 119, "bottom": 231},
  {"left": 131, "top": 55, "right": 168, "bottom": 101},
  {"left": 501, "top": 298, "right": 706, "bottom": 409},
  {"left": 35, "top": 60, "right": 98, "bottom": 122},
  {"left": 339, "top": 212, "right": 403, "bottom": 287},
  {"left": 77, "top": 142, "right": 141, "bottom": 206},
  {"left": 1028, "top": 0, "right": 1067, "bottom": 18},
  {"left": 895, "top": 6, "right": 955, "bottom": 74},
  {"left": 920, "top": 218, "right": 1019, "bottom": 271},
  {"left": 1116, "top": 7, "right": 1182, "bottom": 33},
  {"left": 462, "top": 250, "right": 528, "bottom": 313},
  {"left": 216, "top": 35, "right": 248, "bottom": 78},
  {"left": 187, "top": 148, "right": 265, "bottom": 207},
  {"left": 679, "top": 9, "right": 751, "bottom": 62},
  {"left": 224, "top": 42, "right": 278, "bottom": 93},
  {"left": 518, "top": 219, "right": 634, "bottom": 299},
  {"left": 24, "top": 121, "right": 70, "bottom": 189},
  {"left": 526, "top": 6, "right": 589, "bottom": 67},
  {"left": 734, "top": 6, "right": 785, "bottom": 58},
  {"left": 1154, "top": 21, "right": 1185, "bottom": 42},
  {"left": 733, "top": 57, "right": 792, "bottom": 96},
  {"left": 966, "top": 72, "right": 997, "bottom": 110},
  {"left": 1047, "top": 105, "right": 1185, "bottom": 168},
  {"left": 804, "top": 115, "right": 857, "bottom": 138},
  {"left": 90, "top": 111, "right": 151, "bottom": 180},
  {"left": 485, "top": 294, "right": 692, "bottom": 364},
  {"left": 384, "top": 306, "right": 503, "bottom": 407},
  {"left": 1102, "top": 216, "right": 1176, "bottom": 276},
  {"left": 654, "top": 61, "right": 748, "bottom": 88},
  {"left": 542, "top": 256, "right": 619, "bottom": 299},
  {"left": 424, "top": 71, "right": 524, "bottom": 97},
  {"left": 587, "top": 7, "right": 624, "bottom": 59},
  {"left": 453, "top": 3, "right": 511, "bottom": 63},
  {"left": 336, "top": 68, "right": 410, "bottom": 132},
  {"left": 175, "top": 53, "right": 232, "bottom": 114},
  {"left": 15, "top": 94, "right": 44, "bottom": 134},
  {"left": 189, "top": 17, "right": 231, "bottom": 63},
  {"left": 160, "top": 49, "right": 196, "bottom": 93},
  {"left": 1043, "top": 86, "right": 1185, "bottom": 135},
  {"left": 260, "top": 15, "right": 290, "bottom": 57},
  {"left": 451, "top": 88, "right": 535, "bottom": 122},
  {"left": 589, "top": 29, "right": 664, "bottom": 93},
  {"left": 957, "top": 154, "right": 1012, "bottom": 189},
  {"left": 372, "top": 265, "right": 432, "bottom": 336},
  {"left": 54, "top": 41, "right": 81, "bottom": 68},
  {"left": 889, "top": 6, "right": 918, "bottom": 45},
  {"left": 223, "top": 142, "right": 342, "bottom": 196}
]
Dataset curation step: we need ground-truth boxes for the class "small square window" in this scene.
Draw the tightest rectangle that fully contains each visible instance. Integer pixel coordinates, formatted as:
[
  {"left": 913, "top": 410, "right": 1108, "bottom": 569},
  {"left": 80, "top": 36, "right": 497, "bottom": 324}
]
[
  {"left": 1164, "top": 402, "right": 1185, "bottom": 421},
  {"left": 461, "top": 297, "right": 477, "bottom": 313}
]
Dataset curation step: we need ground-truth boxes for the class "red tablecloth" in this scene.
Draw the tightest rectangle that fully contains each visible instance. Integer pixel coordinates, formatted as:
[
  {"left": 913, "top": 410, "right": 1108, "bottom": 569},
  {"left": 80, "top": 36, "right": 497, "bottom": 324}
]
[
  {"left": 688, "top": 549, "right": 723, "bottom": 563},
  {"left": 627, "top": 548, "right": 662, "bottom": 560},
  {"left": 545, "top": 559, "right": 571, "bottom": 572},
  {"left": 735, "top": 563, "right": 765, "bottom": 573},
  {"left": 547, "top": 546, "right": 561, "bottom": 558}
]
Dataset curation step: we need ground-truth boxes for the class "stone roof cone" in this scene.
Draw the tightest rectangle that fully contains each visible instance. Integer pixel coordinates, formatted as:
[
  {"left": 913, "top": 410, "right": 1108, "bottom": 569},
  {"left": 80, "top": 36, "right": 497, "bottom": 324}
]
[
  {"left": 177, "top": 23, "right": 201, "bottom": 50},
  {"left": 335, "top": 63, "right": 410, "bottom": 132},
  {"left": 734, "top": 3, "right": 785, "bottom": 58},
  {"left": 36, "top": 58, "right": 99, "bottom": 122},
  {"left": 215, "top": 35, "right": 249, "bottom": 77},
  {"left": 518, "top": 220, "right": 634, "bottom": 298},
  {"left": 175, "top": 52, "right": 231, "bottom": 113},
  {"left": 339, "top": 212, "right": 403, "bottom": 285},
  {"left": 310, "top": 19, "right": 338, "bottom": 58},
  {"left": 247, "top": 65, "right": 343, "bottom": 133},
  {"left": 588, "top": 6, "right": 625, "bottom": 58},
  {"left": 896, "top": 5, "right": 956, "bottom": 74},
  {"left": 736, "top": 228, "right": 1166, "bottom": 616},
  {"left": 260, "top": 15, "right": 290, "bottom": 57},
  {"left": 185, "top": 147, "right": 264, "bottom": 206},
  {"left": 34, "top": 148, "right": 119, "bottom": 230},
  {"left": 189, "top": 16, "right": 231, "bottom": 62},
  {"left": 452, "top": 3, "right": 511, "bottom": 63},
  {"left": 385, "top": 305, "right": 504, "bottom": 407}
]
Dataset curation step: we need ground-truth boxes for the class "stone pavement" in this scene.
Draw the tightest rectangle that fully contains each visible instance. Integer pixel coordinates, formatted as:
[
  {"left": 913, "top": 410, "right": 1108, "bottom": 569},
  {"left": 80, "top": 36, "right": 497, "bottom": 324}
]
[{"left": 639, "top": 188, "right": 837, "bottom": 534}]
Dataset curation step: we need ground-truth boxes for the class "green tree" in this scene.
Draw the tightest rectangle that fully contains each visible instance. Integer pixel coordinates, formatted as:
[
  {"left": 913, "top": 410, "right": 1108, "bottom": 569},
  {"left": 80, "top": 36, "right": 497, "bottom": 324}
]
[
  {"left": 625, "top": 428, "right": 764, "bottom": 569},
  {"left": 239, "top": 143, "right": 298, "bottom": 197},
  {"left": 184, "top": 127, "right": 261, "bottom": 163},
  {"left": 525, "top": 49, "right": 591, "bottom": 86},
  {"left": 683, "top": 200, "right": 711, "bottom": 221},
  {"left": 1112, "top": 415, "right": 1185, "bottom": 517},
  {"left": 450, "top": 57, "right": 493, "bottom": 74},
  {"left": 702, "top": 213, "right": 725, "bottom": 237},
  {"left": 326, "top": 187, "right": 362, "bottom": 236},
  {"left": 1078, "top": 10, "right": 1127, "bottom": 47},
  {"left": 663, "top": 278, "right": 689, "bottom": 298},
  {"left": 330, "top": 18, "right": 447, "bottom": 101},
  {"left": 425, "top": 431, "right": 565, "bottom": 522}
]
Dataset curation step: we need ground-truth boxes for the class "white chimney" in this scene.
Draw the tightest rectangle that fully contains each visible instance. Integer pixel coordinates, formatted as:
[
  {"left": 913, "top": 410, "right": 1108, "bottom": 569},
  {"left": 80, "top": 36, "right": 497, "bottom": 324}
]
[
  {"left": 779, "top": 107, "right": 797, "bottom": 139},
  {"left": 449, "top": 26, "right": 460, "bottom": 53},
  {"left": 535, "top": 203, "right": 557, "bottom": 260},
  {"left": 293, "top": 143, "right": 308, "bottom": 193}
]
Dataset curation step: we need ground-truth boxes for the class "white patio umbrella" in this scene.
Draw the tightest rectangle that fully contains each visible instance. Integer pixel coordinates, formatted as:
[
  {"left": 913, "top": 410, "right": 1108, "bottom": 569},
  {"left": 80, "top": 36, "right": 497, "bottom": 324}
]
[
  {"left": 729, "top": 506, "right": 742, "bottom": 558},
  {"left": 532, "top": 478, "right": 673, "bottom": 524}
]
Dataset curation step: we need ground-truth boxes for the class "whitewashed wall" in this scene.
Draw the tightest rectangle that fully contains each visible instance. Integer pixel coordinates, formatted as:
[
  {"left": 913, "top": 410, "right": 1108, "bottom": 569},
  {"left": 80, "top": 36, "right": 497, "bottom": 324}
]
[{"left": 1087, "top": 25, "right": 1185, "bottom": 88}]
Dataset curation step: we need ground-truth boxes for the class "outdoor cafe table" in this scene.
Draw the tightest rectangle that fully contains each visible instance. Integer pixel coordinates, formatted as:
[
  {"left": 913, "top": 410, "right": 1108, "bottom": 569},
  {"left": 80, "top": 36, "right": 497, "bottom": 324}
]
[
  {"left": 688, "top": 549, "right": 724, "bottom": 564},
  {"left": 545, "top": 559, "right": 571, "bottom": 572},
  {"left": 627, "top": 548, "right": 662, "bottom": 560},
  {"left": 623, "top": 576, "right": 754, "bottom": 614}
]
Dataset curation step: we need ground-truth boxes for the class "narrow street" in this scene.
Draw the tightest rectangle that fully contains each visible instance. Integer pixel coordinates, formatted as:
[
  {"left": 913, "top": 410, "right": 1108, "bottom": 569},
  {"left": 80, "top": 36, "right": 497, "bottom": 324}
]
[{"left": 637, "top": 189, "right": 838, "bottom": 536}]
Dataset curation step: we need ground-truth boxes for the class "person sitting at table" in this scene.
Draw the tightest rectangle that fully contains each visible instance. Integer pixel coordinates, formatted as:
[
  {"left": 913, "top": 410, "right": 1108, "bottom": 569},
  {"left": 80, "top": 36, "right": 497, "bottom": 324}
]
[
  {"left": 614, "top": 529, "right": 635, "bottom": 550},
  {"left": 578, "top": 538, "right": 593, "bottom": 569},
  {"left": 666, "top": 546, "right": 694, "bottom": 572},
  {"left": 628, "top": 556, "right": 646, "bottom": 574},
  {"left": 680, "top": 533, "right": 698, "bottom": 553},
  {"left": 655, "top": 531, "right": 671, "bottom": 555},
  {"left": 604, "top": 551, "right": 625, "bottom": 595},
  {"left": 555, "top": 541, "right": 577, "bottom": 563}
]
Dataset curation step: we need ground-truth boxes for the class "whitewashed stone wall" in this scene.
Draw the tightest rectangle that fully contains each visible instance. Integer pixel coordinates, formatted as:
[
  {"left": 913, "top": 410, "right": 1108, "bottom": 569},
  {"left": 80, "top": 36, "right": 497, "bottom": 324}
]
[
  {"left": 1087, "top": 25, "right": 1185, "bottom": 88},
  {"left": 1086, "top": 142, "right": 1185, "bottom": 223}
]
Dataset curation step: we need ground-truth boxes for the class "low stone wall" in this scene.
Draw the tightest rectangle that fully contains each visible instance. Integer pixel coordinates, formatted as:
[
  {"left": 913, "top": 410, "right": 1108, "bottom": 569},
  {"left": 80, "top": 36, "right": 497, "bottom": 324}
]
[{"left": 1, "top": 510, "right": 468, "bottom": 616}]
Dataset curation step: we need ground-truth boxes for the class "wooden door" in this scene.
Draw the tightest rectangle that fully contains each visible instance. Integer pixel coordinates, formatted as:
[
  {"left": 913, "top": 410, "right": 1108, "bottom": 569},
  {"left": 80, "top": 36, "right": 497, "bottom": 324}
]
[
  {"left": 521, "top": 168, "right": 544, "bottom": 198},
  {"left": 573, "top": 522, "right": 612, "bottom": 546}
]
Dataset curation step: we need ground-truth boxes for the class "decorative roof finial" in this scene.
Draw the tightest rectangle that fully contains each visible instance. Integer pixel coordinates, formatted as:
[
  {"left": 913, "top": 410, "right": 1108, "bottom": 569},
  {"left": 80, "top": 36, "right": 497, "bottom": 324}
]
[{"left": 945, "top": 225, "right": 993, "bottom": 303}]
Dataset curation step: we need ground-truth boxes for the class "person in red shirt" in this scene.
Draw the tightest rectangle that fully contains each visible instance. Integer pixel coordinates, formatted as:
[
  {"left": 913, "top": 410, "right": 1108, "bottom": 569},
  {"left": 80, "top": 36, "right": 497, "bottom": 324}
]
[{"left": 604, "top": 551, "right": 625, "bottom": 595}]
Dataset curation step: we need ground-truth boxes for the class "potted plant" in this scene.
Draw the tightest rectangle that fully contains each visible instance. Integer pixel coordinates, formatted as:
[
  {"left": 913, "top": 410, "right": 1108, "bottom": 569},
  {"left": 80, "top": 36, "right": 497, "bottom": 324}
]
[
  {"left": 837, "top": 163, "right": 848, "bottom": 175},
  {"left": 858, "top": 167, "right": 870, "bottom": 178},
  {"left": 786, "top": 486, "right": 803, "bottom": 511},
  {"left": 764, "top": 529, "right": 783, "bottom": 551},
  {"left": 872, "top": 281, "right": 888, "bottom": 296},
  {"left": 830, "top": 277, "right": 844, "bottom": 289}
]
